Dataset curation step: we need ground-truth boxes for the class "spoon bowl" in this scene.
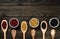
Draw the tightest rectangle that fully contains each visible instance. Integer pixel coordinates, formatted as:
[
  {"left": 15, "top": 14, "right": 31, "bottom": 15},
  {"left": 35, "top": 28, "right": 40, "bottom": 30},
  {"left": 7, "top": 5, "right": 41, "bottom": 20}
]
[
  {"left": 9, "top": 18, "right": 19, "bottom": 28},
  {"left": 29, "top": 18, "right": 39, "bottom": 28},
  {"left": 49, "top": 17, "right": 59, "bottom": 28}
]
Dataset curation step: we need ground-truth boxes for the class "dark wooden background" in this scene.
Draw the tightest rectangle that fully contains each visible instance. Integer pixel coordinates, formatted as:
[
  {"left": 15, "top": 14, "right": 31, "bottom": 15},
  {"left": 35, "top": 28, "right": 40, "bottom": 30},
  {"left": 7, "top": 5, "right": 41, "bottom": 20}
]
[{"left": 0, "top": 0, "right": 60, "bottom": 39}]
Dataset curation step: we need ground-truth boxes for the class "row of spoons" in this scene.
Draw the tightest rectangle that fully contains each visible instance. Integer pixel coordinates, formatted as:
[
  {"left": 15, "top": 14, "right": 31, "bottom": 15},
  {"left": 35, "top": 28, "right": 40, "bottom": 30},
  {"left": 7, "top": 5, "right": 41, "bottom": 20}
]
[
  {"left": 1, "top": 17, "right": 60, "bottom": 29},
  {"left": 1, "top": 18, "right": 59, "bottom": 39}
]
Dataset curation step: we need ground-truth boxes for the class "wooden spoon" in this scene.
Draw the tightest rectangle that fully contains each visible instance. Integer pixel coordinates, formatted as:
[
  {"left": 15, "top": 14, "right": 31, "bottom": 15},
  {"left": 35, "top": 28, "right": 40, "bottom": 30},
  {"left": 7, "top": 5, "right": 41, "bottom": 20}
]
[
  {"left": 21, "top": 21, "right": 28, "bottom": 39},
  {"left": 11, "top": 29, "right": 17, "bottom": 39},
  {"left": 31, "top": 29, "right": 36, "bottom": 39},
  {"left": 51, "top": 29, "right": 56, "bottom": 39},
  {"left": 1, "top": 20, "right": 8, "bottom": 39},
  {"left": 40, "top": 21, "right": 48, "bottom": 39}
]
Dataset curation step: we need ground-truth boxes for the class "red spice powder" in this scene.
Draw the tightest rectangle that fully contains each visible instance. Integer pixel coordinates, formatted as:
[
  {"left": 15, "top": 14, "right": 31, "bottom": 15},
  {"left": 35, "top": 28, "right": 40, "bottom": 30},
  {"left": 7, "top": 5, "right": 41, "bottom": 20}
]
[
  {"left": 2, "top": 21, "right": 7, "bottom": 29},
  {"left": 10, "top": 19, "right": 18, "bottom": 27}
]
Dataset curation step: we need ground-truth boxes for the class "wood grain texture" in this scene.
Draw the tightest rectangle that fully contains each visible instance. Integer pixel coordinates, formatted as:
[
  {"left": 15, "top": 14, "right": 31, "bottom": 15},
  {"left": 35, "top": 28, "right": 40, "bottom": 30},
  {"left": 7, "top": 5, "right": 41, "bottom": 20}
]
[{"left": 0, "top": 6, "right": 60, "bottom": 39}]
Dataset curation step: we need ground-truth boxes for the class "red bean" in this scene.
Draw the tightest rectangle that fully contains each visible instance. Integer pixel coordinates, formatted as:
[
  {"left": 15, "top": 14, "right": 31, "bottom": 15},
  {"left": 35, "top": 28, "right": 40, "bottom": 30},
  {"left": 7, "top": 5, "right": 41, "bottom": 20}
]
[
  {"left": 10, "top": 19, "right": 18, "bottom": 27},
  {"left": 2, "top": 21, "right": 7, "bottom": 29}
]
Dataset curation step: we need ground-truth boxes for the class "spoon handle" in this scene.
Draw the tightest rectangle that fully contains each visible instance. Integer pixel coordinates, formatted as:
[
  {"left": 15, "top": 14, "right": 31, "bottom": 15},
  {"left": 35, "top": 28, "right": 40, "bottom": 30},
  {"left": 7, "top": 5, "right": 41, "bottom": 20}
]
[
  {"left": 4, "top": 32, "right": 6, "bottom": 39},
  {"left": 23, "top": 33, "right": 25, "bottom": 39},
  {"left": 52, "top": 36, "right": 54, "bottom": 39},
  {"left": 43, "top": 33, "right": 45, "bottom": 39},
  {"left": 32, "top": 36, "right": 34, "bottom": 39},
  {"left": 13, "top": 38, "right": 15, "bottom": 39}
]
